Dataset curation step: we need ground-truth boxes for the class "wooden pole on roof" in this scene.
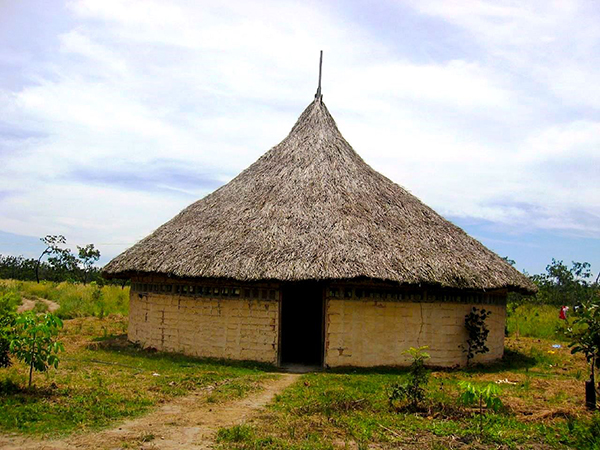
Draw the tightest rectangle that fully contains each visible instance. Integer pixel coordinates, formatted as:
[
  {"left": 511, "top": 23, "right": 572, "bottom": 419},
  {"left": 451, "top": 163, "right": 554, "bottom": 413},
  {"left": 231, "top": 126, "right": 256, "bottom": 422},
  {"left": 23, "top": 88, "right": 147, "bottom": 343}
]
[{"left": 315, "top": 50, "right": 323, "bottom": 100}]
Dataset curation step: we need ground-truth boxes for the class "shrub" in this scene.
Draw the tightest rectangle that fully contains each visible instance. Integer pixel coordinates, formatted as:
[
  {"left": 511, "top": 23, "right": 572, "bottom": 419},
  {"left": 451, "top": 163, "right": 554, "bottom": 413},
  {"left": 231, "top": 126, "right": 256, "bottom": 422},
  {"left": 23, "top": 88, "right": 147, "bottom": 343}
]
[
  {"left": 90, "top": 282, "right": 105, "bottom": 318},
  {"left": 0, "top": 292, "right": 19, "bottom": 368}
]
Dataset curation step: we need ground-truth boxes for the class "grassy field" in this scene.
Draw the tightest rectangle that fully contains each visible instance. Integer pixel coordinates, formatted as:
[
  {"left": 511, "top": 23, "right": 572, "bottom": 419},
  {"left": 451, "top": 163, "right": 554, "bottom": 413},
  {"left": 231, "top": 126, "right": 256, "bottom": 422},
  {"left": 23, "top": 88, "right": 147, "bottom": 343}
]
[
  {"left": 0, "top": 316, "right": 274, "bottom": 437},
  {"left": 507, "top": 302, "right": 565, "bottom": 341},
  {"left": 0, "top": 279, "right": 129, "bottom": 318}
]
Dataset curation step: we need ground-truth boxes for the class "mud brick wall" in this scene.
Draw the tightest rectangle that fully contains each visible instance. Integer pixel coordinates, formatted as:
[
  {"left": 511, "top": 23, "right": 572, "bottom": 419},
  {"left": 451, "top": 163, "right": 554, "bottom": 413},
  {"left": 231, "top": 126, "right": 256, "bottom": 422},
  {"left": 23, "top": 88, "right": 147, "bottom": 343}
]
[
  {"left": 128, "top": 279, "right": 279, "bottom": 363},
  {"left": 324, "top": 295, "right": 506, "bottom": 368}
]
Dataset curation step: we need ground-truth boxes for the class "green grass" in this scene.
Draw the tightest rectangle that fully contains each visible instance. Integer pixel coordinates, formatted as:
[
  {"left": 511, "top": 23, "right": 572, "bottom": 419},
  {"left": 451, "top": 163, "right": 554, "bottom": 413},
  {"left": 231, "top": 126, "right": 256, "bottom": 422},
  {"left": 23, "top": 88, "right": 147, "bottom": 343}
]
[
  {"left": 217, "top": 424, "right": 256, "bottom": 443},
  {"left": 0, "top": 279, "right": 129, "bottom": 318},
  {"left": 507, "top": 302, "right": 566, "bottom": 340},
  {"left": 0, "top": 316, "right": 273, "bottom": 437},
  {"left": 216, "top": 338, "right": 595, "bottom": 449}
]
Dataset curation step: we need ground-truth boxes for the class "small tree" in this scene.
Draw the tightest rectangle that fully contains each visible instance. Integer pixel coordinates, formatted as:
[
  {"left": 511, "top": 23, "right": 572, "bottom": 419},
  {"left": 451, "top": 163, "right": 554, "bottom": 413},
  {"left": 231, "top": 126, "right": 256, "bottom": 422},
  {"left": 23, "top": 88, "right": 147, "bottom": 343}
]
[
  {"left": 77, "top": 244, "right": 101, "bottom": 285},
  {"left": 10, "top": 312, "right": 64, "bottom": 388},
  {"left": 389, "top": 346, "right": 430, "bottom": 411},
  {"left": 463, "top": 307, "right": 491, "bottom": 366},
  {"left": 458, "top": 381, "right": 503, "bottom": 437},
  {"left": 90, "top": 282, "right": 106, "bottom": 318},
  {"left": 47, "top": 248, "right": 78, "bottom": 282},
  {"left": 565, "top": 301, "right": 600, "bottom": 409},
  {"left": 36, "top": 235, "right": 67, "bottom": 283}
]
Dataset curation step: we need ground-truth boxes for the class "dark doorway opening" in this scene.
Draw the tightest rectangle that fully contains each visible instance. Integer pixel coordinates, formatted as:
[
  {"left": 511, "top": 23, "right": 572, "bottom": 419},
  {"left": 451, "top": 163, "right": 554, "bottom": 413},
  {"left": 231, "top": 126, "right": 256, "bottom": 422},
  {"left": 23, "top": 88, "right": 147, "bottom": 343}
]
[{"left": 280, "top": 282, "right": 324, "bottom": 366}]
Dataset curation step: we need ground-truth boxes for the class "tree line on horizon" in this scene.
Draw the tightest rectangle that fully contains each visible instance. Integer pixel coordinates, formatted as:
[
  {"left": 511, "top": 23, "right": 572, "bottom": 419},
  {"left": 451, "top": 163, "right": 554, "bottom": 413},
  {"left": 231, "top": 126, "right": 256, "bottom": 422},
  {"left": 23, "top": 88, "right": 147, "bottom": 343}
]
[
  {"left": 503, "top": 257, "right": 599, "bottom": 306},
  {"left": 0, "top": 235, "right": 125, "bottom": 286}
]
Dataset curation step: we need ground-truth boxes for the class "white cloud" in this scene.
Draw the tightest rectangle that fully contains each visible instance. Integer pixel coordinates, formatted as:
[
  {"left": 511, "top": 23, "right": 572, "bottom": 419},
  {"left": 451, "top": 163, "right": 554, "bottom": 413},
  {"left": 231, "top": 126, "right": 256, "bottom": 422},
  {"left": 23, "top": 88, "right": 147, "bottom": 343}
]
[
  {"left": 0, "top": 0, "right": 599, "bottom": 265},
  {"left": 405, "top": 0, "right": 600, "bottom": 109}
]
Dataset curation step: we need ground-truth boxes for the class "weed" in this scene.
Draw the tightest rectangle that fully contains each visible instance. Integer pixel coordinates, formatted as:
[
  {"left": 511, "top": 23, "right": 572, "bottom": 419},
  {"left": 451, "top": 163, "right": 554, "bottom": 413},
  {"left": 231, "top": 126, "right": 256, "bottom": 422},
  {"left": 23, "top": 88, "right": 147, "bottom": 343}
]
[
  {"left": 217, "top": 424, "right": 255, "bottom": 443},
  {"left": 0, "top": 291, "right": 19, "bottom": 367},
  {"left": 139, "top": 432, "right": 155, "bottom": 443},
  {"left": 0, "top": 377, "right": 22, "bottom": 395},
  {"left": 567, "top": 412, "right": 600, "bottom": 449}
]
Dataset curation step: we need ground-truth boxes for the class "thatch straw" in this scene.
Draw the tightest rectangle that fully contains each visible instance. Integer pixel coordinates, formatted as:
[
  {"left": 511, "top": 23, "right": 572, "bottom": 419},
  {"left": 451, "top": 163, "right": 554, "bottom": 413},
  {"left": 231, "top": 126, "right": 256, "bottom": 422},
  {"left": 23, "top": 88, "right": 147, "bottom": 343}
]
[{"left": 103, "top": 98, "right": 536, "bottom": 294}]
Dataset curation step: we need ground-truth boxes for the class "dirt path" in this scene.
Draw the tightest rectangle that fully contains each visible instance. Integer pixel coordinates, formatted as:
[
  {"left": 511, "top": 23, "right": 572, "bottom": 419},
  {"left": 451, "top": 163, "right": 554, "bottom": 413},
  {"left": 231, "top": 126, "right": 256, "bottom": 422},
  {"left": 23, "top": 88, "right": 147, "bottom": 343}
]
[
  {"left": 0, "top": 373, "right": 300, "bottom": 450},
  {"left": 17, "top": 297, "right": 60, "bottom": 313},
  {"left": 16, "top": 298, "right": 36, "bottom": 313}
]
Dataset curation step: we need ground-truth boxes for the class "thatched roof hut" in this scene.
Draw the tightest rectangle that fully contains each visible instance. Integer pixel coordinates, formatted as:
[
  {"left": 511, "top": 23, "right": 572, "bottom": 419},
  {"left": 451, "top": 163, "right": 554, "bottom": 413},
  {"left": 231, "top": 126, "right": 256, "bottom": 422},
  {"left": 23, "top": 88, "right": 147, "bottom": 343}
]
[
  {"left": 104, "top": 98, "right": 534, "bottom": 294},
  {"left": 104, "top": 89, "right": 535, "bottom": 368}
]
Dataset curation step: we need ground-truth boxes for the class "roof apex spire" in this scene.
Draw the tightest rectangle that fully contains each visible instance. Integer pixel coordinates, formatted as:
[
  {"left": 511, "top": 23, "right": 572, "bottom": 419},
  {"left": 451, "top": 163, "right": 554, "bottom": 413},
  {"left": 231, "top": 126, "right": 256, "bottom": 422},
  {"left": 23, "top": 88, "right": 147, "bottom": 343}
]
[{"left": 315, "top": 50, "right": 323, "bottom": 102}]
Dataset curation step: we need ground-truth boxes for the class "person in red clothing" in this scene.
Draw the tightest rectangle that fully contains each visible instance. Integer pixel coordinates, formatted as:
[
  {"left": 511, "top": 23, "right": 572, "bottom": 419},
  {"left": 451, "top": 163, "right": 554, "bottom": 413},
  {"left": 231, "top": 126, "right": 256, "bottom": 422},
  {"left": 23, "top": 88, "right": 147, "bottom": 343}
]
[{"left": 559, "top": 305, "right": 569, "bottom": 320}]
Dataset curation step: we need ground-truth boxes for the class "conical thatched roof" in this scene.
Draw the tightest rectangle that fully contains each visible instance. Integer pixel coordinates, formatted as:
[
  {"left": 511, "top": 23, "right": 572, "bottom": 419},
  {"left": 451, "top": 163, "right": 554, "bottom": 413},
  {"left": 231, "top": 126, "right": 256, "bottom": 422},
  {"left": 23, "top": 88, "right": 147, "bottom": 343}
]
[{"left": 103, "top": 98, "right": 536, "bottom": 294}]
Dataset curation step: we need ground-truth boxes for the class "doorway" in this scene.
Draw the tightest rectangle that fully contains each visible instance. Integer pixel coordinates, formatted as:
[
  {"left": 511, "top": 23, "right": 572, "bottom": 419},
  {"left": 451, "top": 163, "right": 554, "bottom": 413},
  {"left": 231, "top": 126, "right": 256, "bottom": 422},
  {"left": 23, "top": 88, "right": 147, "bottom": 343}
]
[{"left": 280, "top": 282, "right": 324, "bottom": 366}]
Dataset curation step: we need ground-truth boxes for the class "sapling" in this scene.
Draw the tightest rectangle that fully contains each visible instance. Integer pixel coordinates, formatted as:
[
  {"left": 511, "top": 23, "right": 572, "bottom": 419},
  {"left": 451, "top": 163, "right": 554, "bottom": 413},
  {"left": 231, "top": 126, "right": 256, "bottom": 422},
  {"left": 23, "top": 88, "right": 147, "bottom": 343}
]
[
  {"left": 10, "top": 312, "right": 64, "bottom": 388},
  {"left": 389, "top": 346, "right": 430, "bottom": 411},
  {"left": 458, "top": 381, "right": 503, "bottom": 437},
  {"left": 90, "top": 282, "right": 106, "bottom": 318}
]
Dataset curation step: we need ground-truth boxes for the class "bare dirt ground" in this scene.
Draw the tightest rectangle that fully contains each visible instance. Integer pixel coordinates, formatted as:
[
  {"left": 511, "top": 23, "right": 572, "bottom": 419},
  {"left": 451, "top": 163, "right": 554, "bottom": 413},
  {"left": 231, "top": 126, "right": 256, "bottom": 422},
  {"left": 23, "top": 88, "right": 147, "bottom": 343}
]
[
  {"left": 17, "top": 297, "right": 60, "bottom": 313},
  {"left": 0, "top": 373, "right": 299, "bottom": 450}
]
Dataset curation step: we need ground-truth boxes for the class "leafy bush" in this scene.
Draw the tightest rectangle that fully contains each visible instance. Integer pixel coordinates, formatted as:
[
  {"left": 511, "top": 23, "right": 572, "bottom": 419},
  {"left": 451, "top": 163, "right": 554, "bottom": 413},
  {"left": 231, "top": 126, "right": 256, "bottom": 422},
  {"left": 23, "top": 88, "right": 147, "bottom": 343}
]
[
  {"left": 0, "top": 292, "right": 19, "bottom": 368},
  {"left": 458, "top": 381, "right": 503, "bottom": 412},
  {"left": 389, "top": 346, "right": 430, "bottom": 411}
]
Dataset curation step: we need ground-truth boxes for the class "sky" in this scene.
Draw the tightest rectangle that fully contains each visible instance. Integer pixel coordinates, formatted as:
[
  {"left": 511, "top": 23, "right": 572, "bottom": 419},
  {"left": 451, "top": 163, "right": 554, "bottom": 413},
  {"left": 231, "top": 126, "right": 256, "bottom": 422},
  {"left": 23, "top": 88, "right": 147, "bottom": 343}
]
[{"left": 0, "top": 0, "right": 599, "bottom": 277}]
